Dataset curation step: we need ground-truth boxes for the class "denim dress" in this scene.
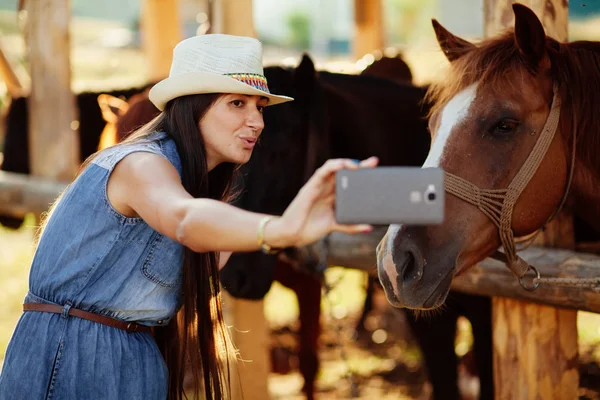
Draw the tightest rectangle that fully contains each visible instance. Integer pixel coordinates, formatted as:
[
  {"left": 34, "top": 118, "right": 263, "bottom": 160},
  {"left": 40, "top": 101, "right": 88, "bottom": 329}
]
[{"left": 0, "top": 131, "right": 185, "bottom": 400}]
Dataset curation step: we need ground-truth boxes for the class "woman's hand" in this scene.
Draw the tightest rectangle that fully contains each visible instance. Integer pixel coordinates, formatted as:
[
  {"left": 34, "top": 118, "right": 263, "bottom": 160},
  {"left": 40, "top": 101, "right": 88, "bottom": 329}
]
[{"left": 279, "top": 156, "right": 379, "bottom": 247}]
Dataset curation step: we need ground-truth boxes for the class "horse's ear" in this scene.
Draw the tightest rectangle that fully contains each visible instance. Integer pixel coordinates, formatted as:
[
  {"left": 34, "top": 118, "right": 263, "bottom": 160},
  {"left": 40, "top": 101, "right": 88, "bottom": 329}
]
[
  {"left": 293, "top": 53, "right": 317, "bottom": 100},
  {"left": 296, "top": 53, "right": 315, "bottom": 76},
  {"left": 513, "top": 3, "right": 548, "bottom": 71},
  {"left": 432, "top": 19, "right": 476, "bottom": 62},
  {"left": 97, "top": 94, "right": 129, "bottom": 124}
]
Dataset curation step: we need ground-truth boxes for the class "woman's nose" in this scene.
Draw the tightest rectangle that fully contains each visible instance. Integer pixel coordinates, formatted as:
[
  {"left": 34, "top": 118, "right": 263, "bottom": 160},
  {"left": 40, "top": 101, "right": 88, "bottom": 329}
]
[{"left": 247, "top": 109, "right": 264, "bottom": 131}]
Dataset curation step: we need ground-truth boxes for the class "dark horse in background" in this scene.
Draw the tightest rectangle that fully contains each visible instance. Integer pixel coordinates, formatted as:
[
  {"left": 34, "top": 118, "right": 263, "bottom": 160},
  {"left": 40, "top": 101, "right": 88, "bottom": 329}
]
[
  {"left": 0, "top": 57, "right": 494, "bottom": 400},
  {"left": 103, "top": 56, "right": 494, "bottom": 399},
  {"left": 0, "top": 84, "right": 154, "bottom": 229},
  {"left": 255, "top": 56, "right": 494, "bottom": 400}
]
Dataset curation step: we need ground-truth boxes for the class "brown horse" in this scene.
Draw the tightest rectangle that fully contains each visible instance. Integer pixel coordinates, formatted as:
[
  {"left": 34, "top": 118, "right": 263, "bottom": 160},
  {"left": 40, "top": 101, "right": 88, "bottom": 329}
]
[
  {"left": 97, "top": 57, "right": 493, "bottom": 400},
  {"left": 377, "top": 3, "right": 600, "bottom": 309}
]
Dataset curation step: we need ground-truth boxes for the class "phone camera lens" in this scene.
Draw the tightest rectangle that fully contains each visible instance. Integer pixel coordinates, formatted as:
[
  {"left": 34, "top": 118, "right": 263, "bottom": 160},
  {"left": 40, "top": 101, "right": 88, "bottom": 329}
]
[{"left": 425, "top": 185, "right": 437, "bottom": 203}]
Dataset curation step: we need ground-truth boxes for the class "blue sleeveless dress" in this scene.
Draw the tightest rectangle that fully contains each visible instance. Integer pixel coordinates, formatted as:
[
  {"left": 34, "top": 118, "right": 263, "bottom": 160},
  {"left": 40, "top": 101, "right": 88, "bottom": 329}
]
[{"left": 0, "top": 131, "right": 184, "bottom": 399}]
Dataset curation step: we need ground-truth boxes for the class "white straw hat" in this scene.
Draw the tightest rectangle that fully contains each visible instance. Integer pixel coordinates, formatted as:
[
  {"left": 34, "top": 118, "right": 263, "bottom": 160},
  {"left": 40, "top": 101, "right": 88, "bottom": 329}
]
[{"left": 149, "top": 34, "right": 294, "bottom": 111}]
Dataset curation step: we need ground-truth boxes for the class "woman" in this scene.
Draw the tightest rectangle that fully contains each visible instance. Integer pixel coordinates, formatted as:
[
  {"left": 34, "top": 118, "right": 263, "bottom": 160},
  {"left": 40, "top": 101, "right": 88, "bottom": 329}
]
[{"left": 0, "top": 34, "right": 377, "bottom": 400}]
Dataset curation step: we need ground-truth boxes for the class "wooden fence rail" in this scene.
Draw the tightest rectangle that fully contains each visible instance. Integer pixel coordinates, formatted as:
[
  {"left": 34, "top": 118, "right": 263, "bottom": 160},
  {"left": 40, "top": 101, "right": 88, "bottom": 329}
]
[
  {"left": 307, "top": 230, "right": 600, "bottom": 313},
  {"left": 2, "top": 172, "right": 600, "bottom": 314},
  {"left": 0, "top": 171, "right": 67, "bottom": 218}
]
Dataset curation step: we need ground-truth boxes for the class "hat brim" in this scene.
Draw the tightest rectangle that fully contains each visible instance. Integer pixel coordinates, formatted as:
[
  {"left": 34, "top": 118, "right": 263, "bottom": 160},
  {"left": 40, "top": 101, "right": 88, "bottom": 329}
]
[{"left": 149, "top": 71, "right": 294, "bottom": 111}]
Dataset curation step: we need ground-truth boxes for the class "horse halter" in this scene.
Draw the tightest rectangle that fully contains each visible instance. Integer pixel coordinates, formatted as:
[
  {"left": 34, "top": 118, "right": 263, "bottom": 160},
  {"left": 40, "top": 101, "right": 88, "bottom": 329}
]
[{"left": 443, "top": 84, "right": 575, "bottom": 290}]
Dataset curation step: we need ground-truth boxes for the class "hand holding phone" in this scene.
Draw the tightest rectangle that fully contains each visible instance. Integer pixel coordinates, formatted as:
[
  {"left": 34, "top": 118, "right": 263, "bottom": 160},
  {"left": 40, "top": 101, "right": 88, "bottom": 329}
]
[{"left": 335, "top": 167, "right": 444, "bottom": 225}]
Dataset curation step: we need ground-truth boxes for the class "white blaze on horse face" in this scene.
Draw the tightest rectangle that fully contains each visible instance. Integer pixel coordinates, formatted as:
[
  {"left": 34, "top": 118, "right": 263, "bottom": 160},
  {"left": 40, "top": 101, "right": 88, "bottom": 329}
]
[
  {"left": 386, "top": 224, "right": 401, "bottom": 253},
  {"left": 423, "top": 83, "right": 478, "bottom": 167}
]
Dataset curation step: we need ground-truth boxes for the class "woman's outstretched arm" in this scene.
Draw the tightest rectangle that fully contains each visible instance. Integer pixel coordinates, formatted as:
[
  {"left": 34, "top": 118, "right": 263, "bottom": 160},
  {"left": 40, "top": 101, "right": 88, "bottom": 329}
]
[{"left": 107, "top": 151, "right": 377, "bottom": 254}]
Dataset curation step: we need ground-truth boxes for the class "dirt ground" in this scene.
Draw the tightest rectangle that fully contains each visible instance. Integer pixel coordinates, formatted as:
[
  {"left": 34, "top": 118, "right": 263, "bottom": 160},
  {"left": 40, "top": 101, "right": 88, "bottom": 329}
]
[
  {"left": 267, "top": 286, "right": 600, "bottom": 400},
  {"left": 3, "top": 224, "right": 600, "bottom": 399}
]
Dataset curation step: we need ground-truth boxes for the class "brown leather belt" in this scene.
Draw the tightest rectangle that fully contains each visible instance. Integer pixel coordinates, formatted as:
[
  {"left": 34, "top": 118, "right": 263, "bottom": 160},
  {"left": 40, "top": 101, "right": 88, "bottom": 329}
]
[{"left": 23, "top": 303, "right": 152, "bottom": 334}]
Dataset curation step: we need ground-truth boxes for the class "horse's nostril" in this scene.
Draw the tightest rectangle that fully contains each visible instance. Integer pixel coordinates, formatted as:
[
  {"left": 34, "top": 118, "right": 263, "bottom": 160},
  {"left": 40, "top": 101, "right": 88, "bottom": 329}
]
[
  {"left": 400, "top": 251, "right": 413, "bottom": 280},
  {"left": 401, "top": 250, "right": 423, "bottom": 284}
]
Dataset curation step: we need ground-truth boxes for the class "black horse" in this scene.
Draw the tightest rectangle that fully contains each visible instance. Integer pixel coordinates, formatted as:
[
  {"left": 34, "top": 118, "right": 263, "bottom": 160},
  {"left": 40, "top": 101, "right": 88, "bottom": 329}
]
[
  {"left": 0, "top": 84, "right": 153, "bottom": 229},
  {"left": 221, "top": 55, "right": 494, "bottom": 400},
  {"left": 0, "top": 56, "right": 494, "bottom": 400}
]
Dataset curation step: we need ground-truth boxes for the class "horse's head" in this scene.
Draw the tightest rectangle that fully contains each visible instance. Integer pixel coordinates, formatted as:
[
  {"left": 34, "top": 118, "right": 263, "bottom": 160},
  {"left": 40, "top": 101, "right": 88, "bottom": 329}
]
[
  {"left": 361, "top": 53, "right": 413, "bottom": 84},
  {"left": 233, "top": 54, "right": 327, "bottom": 214},
  {"left": 222, "top": 54, "right": 331, "bottom": 298},
  {"left": 97, "top": 89, "right": 159, "bottom": 149},
  {"left": 377, "top": 3, "right": 577, "bottom": 309}
]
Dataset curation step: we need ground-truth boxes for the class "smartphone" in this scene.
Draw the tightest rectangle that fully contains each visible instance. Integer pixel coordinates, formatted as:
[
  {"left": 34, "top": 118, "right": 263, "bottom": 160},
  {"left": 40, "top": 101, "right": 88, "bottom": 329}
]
[{"left": 335, "top": 167, "right": 445, "bottom": 225}]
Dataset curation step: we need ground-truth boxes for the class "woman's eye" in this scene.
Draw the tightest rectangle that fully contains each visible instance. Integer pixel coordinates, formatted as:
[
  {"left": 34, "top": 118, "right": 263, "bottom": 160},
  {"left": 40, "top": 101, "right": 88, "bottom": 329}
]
[
  {"left": 231, "top": 100, "right": 244, "bottom": 107},
  {"left": 257, "top": 106, "right": 266, "bottom": 113},
  {"left": 490, "top": 120, "right": 519, "bottom": 136}
]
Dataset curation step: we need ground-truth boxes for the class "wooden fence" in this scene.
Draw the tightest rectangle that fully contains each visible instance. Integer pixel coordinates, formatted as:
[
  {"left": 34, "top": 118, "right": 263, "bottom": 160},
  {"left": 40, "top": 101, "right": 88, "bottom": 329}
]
[{"left": 1, "top": 0, "right": 598, "bottom": 399}]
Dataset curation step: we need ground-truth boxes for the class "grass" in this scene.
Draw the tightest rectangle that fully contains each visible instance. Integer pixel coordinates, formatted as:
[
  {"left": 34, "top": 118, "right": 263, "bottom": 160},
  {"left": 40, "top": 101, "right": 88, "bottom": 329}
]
[
  {"left": 3, "top": 219, "right": 600, "bottom": 367},
  {"left": 1, "top": 7, "right": 600, "bottom": 390},
  {"left": 264, "top": 266, "right": 369, "bottom": 327},
  {"left": 0, "top": 214, "right": 37, "bottom": 365}
]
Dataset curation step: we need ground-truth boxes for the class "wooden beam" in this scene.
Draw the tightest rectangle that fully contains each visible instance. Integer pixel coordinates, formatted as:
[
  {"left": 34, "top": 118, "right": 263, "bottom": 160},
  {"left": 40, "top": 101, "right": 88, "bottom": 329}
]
[
  {"left": 0, "top": 43, "right": 24, "bottom": 97},
  {"left": 222, "top": 292, "right": 271, "bottom": 400},
  {"left": 2, "top": 170, "right": 598, "bottom": 317},
  {"left": 307, "top": 228, "right": 386, "bottom": 272},
  {"left": 353, "top": 0, "right": 384, "bottom": 59},
  {"left": 141, "top": 0, "right": 182, "bottom": 82},
  {"left": 302, "top": 232, "right": 600, "bottom": 312},
  {"left": 202, "top": 7, "right": 269, "bottom": 399},
  {"left": 209, "top": 0, "right": 255, "bottom": 37},
  {"left": 453, "top": 248, "right": 600, "bottom": 313},
  {"left": 491, "top": 299, "right": 578, "bottom": 399},
  {"left": 25, "top": 0, "right": 79, "bottom": 182},
  {"left": 0, "top": 171, "right": 66, "bottom": 218},
  {"left": 483, "top": 1, "right": 576, "bottom": 398},
  {"left": 484, "top": 0, "right": 568, "bottom": 40}
]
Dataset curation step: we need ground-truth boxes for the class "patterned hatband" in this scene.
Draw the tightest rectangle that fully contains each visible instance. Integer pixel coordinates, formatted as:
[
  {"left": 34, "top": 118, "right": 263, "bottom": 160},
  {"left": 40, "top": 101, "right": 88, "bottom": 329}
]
[{"left": 225, "top": 73, "right": 271, "bottom": 93}]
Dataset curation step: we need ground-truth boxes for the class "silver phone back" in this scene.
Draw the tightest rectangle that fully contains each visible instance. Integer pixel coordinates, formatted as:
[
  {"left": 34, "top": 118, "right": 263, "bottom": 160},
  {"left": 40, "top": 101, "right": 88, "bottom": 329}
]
[{"left": 335, "top": 167, "right": 445, "bottom": 225}]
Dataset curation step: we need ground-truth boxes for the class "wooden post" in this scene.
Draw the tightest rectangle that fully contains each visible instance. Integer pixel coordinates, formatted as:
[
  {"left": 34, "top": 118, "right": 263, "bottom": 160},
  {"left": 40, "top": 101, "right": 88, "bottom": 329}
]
[
  {"left": 353, "top": 0, "right": 384, "bottom": 59},
  {"left": 141, "top": 0, "right": 182, "bottom": 82},
  {"left": 213, "top": 4, "right": 271, "bottom": 397},
  {"left": 0, "top": 44, "right": 24, "bottom": 98},
  {"left": 484, "top": 0, "right": 568, "bottom": 40},
  {"left": 209, "top": 0, "right": 256, "bottom": 37},
  {"left": 223, "top": 295, "right": 271, "bottom": 400},
  {"left": 0, "top": 171, "right": 67, "bottom": 218},
  {"left": 483, "top": 1, "right": 578, "bottom": 398},
  {"left": 492, "top": 296, "right": 578, "bottom": 399},
  {"left": 25, "top": 0, "right": 78, "bottom": 182},
  {"left": 221, "top": 292, "right": 271, "bottom": 400},
  {"left": 200, "top": 3, "right": 270, "bottom": 398},
  {"left": 207, "top": 5, "right": 269, "bottom": 398}
]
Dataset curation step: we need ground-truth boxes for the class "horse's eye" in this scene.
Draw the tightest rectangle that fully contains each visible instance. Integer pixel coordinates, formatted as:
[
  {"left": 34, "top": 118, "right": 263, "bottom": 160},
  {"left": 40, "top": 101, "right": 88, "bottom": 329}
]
[{"left": 490, "top": 119, "right": 519, "bottom": 136}]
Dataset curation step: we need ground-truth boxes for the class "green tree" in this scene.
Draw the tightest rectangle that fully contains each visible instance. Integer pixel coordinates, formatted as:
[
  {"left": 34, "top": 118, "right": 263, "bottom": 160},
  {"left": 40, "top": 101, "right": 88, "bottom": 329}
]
[
  {"left": 385, "top": 0, "right": 435, "bottom": 44},
  {"left": 286, "top": 10, "right": 311, "bottom": 49}
]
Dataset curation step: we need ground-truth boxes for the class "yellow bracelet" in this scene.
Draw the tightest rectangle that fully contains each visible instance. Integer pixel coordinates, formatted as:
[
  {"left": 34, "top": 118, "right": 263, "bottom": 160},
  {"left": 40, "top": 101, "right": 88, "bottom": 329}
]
[{"left": 257, "top": 216, "right": 281, "bottom": 255}]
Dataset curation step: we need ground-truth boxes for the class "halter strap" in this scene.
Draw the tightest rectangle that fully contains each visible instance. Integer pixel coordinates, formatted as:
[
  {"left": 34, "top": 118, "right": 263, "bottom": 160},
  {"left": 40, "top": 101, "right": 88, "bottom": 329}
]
[{"left": 444, "top": 84, "right": 576, "bottom": 280}]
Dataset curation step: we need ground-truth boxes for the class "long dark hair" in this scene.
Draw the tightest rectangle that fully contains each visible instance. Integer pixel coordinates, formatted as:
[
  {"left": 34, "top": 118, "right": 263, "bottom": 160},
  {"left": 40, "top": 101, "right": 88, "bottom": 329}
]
[
  {"left": 127, "top": 93, "right": 238, "bottom": 400},
  {"left": 40, "top": 93, "right": 239, "bottom": 400}
]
